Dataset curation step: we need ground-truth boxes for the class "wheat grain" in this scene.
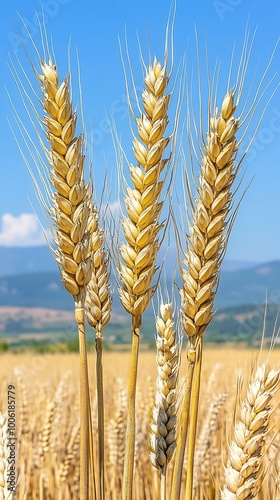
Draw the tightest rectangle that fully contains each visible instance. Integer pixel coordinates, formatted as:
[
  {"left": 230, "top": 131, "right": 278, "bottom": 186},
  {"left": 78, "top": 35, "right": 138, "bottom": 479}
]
[
  {"left": 86, "top": 209, "right": 111, "bottom": 333},
  {"left": 108, "top": 378, "right": 126, "bottom": 474},
  {"left": 222, "top": 363, "right": 280, "bottom": 499},
  {"left": 180, "top": 90, "right": 238, "bottom": 343},
  {"left": 59, "top": 421, "right": 80, "bottom": 483},
  {"left": 37, "top": 59, "right": 92, "bottom": 309},
  {"left": 118, "top": 57, "right": 171, "bottom": 317},
  {"left": 40, "top": 400, "right": 55, "bottom": 456},
  {"left": 194, "top": 391, "right": 226, "bottom": 493},
  {"left": 85, "top": 205, "right": 112, "bottom": 500},
  {"left": 149, "top": 302, "right": 179, "bottom": 500},
  {"left": 50, "top": 371, "right": 72, "bottom": 457},
  {"left": 171, "top": 88, "right": 242, "bottom": 500},
  {"left": 120, "top": 52, "right": 172, "bottom": 500},
  {"left": 150, "top": 303, "right": 178, "bottom": 471},
  {"left": 37, "top": 55, "right": 94, "bottom": 498}
]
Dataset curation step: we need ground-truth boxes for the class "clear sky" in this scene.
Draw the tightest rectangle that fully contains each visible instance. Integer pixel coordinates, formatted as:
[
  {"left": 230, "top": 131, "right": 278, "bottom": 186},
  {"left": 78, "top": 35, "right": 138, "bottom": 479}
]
[{"left": 1, "top": 0, "right": 280, "bottom": 264}]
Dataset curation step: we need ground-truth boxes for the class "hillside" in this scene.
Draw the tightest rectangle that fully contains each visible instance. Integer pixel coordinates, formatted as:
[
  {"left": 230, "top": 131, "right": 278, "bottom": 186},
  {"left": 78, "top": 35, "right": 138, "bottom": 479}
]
[
  {"left": 0, "top": 302, "right": 278, "bottom": 347},
  {"left": 0, "top": 260, "right": 279, "bottom": 345},
  {"left": 0, "top": 245, "right": 260, "bottom": 277},
  {"left": 0, "top": 261, "right": 279, "bottom": 312}
]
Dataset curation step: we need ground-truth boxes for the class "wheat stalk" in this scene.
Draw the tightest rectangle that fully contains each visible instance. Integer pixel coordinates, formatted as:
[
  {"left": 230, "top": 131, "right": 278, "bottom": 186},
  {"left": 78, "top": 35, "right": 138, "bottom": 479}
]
[
  {"left": 180, "top": 88, "right": 238, "bottom": 343},
  {"left": 171, "top": 87, "right": 240, "bottom": 500},
  {"left": 40, "top": 400, "right": 55, "bottom": 457},
  {"left": 171, "top": 30, "right": 279, "bottom": 499},
  {"left": 119, "top": 52, "right": 172, "bottom": 499},
  {"left": 36, "top": 56, "right": 94, "bottom": 499},
  {"left": 194, "top": 391, "right": 226, "bottom": 495},
  {"left": 222, "top": 363, "right": 280, "bottom": 499},
  {"left": 107, "top": 378, "right": 127, "bottom": 496},
  {"left": 85, "top": 207, "right": 112, "bottom": 500},
  {"left": 59, "top": 421, "right": 80, "bottom": 483},
  {"left": 149, "top": 302, "right": 179, "bottom": 500},
  {"left": 274, "top": 437, "right": 280, "bottom": 500},
  {"left": 86, "top": 209, "right": 111, "bottom": 333}
]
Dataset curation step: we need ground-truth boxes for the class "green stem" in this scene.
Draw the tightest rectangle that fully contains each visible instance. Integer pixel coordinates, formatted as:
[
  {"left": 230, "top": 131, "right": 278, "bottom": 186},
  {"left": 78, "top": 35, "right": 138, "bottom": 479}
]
[
  {"left": 122, "top": 314, "right": 141, "bottom": 500},
  {"left": 96, "top": 333, "right": 104, "bottom": 500},
  {"left": 170, "top": 345, "right": 196, "bottom": 500},
  {"left": 185, "top": 336, "right": 203, "bottom": 500},
  {"left": 77, "top": 310, "right": 90, "bottom": 500}
]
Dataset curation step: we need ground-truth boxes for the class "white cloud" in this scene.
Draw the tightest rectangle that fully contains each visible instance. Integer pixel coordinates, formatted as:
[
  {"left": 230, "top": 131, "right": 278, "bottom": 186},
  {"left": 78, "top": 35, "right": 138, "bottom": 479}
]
[
  {"left": 107, "top": 201, "right": 120, "bottom": 216},
  {"left": 0, "top": 213, "right": 48, "bottom": 247}
]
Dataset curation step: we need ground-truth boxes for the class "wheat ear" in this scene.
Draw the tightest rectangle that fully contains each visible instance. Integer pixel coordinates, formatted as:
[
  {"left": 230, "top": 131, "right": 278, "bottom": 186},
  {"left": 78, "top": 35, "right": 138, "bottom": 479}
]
[
  {"left": 149, "top": 302, "right": 179, "bottom": 500},
  {"left": 171, "top": 88, "right": 240, "bottom": 500},
  {"left": 85, "top": 207, "right": 112, "bottom": 500},
  {"left": 37, "top": 58, "right": 93, "bottom": 499},
  {"left": 107, "top": 378, "right": 127, "bottom": 496},
  {"left": 0, "top": 412, "right": 15, "bottom": 499},
  {"left": 59, "top": 421, "right": 80, "bottom": 483},
  {"left": 194, "top": 391, "right": 226, "bottom": 496},
  {"left": 119, "top": 55, "right": 171, "bottom": 500},
  {"left": 222, "top": 363, "right": 280, "bottom": 499}
]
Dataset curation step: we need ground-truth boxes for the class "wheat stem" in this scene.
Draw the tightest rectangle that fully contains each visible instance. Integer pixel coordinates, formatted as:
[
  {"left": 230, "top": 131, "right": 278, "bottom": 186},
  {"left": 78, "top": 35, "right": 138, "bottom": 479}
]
[
  {"left": 177, "top": 86, "right": 242, "bottom": 498},
  {"left": 160, "top": 466, "right": 166, "bottom": 500},
  {"left": 86, "top": 209, "right": 112, "bottom": 500},
  {"left": 186, "top": 336, "right": 203, "bottom": 500},
  {"left": 76, "top": 307, "right": 90, "bottom": 500},
  {"left": 122, "top": 315, "right": 141, "bottom": 500},
  {"left": 170, "top": 351, "right": 195, "bottom": 500},
  {"left": 119, "top": 52, "right": 171, "bottom": 499},
  {"left": 96, "top": 335, "right": 104, "bottom": 500},
  {"left": 87, "top": 380, "right": 97, "bottom": 500}
]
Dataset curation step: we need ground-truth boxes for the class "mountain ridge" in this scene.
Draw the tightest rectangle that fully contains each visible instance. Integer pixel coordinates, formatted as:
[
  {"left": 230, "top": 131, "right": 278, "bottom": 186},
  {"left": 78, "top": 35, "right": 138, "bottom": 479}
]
[
  {"left": 0, "top": 245, "right": 262, "bottom": 277},
  {"left": 0, "top": 260, "right": 280, "bottom": 312}
]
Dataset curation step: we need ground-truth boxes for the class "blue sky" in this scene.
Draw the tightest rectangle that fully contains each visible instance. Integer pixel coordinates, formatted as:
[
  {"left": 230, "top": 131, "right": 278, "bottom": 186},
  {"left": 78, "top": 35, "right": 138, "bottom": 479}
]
[{"left": 1, "top": 0, "right": 280, "bottom": 264}]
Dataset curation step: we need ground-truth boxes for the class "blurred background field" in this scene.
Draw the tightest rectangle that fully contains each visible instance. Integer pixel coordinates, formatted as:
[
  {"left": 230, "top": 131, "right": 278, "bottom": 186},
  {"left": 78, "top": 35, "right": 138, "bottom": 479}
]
[{"left": 1, "top": 348, "right": 279, "bottom": 499}]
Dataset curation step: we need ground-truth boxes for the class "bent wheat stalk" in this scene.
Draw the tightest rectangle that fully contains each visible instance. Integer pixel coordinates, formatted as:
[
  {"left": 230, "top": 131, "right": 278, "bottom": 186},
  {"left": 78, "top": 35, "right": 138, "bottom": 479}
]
[
  {"left": 222, "top": 363, "right": 280, "bottom": 499},
  {"left": 149, "top": 302, "right": 179, "bottom": 500},
  {"left": 118, "top": 53, "right": 172, "bottom": 499}
]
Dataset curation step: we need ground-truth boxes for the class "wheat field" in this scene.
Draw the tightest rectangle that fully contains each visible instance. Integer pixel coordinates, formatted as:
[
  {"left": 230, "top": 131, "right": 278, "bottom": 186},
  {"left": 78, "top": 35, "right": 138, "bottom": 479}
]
[
  {"left": 2, "top": 7, "right": 280, "bottom": 498},
  {"left": 0, "top": 348, "right": 280, "bottom": 499}
]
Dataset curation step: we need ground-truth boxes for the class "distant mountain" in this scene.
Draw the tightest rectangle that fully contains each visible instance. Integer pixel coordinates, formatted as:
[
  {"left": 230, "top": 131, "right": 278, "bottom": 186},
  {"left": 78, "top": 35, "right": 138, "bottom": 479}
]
[
  {"left": 0, "top": 246, "right": 55, "bottom": 277},
  {"left": 0, "top": 261, "right": 280, "bottom": 312},
  {"left": 216, "top": 261, "right": 280, "bottom": 309},
  {"left": 0, "top": 271, "right": 72, "bottom": 310},
  {"left": 0, "top": 245, "right": 261, "bottom": 277},
  {"left": 1, "top": 302, "right": 278, "bottom": 346}
]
